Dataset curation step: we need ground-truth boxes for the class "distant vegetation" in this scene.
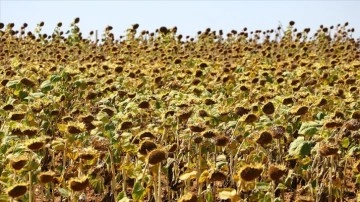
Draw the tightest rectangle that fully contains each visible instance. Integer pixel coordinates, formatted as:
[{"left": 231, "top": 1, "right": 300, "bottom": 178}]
[{"left": 0, "top": 18, "right": 360, "bottom": 201}]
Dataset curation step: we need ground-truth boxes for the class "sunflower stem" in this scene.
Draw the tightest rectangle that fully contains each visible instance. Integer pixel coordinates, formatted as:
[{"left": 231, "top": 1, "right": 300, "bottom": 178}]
[
  {"left": 108, "top": 148, "right": 118, "bottom": 202},
  {"left": 328, "top": 156, "right": 333, "bottom": 202},
  {"left": 29, "top": 170, "right": 32, "bottom": 202},
  {"left": 197, "top": 145, "right": 203, "bottom": 202},
  {"left": 157, "top": 163, "right": 162, "bottom": 202}
]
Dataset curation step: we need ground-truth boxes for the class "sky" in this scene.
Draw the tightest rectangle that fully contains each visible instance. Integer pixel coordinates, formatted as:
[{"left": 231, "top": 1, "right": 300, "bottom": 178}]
[{"left": 1, "top": 1, "right": 360, "bottom": 39}]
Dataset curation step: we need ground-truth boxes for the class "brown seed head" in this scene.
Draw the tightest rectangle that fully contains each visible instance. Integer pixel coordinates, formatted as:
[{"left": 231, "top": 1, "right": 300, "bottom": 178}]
[
  {"left": 239, "top": 165, "right": 263, "bottom": 181},
  {"left": 244, "top": 114, "right": 258, "bottom": 124},
  {"left": 80, "top": 114, "right": 95, "bottom": 124},
  {"left": 202, "top": 130, "right": 217, "bottom": 139},
  {"left": 198, "top": 109, "right": 209, "bottom": 117},
  {"left": 204, "top": 98, "right": 216, "bottom": 105},
  {"left": 262, "top": 102, "right": 275, "bottom": 115},
  {"left": 159, "top": 26, "right": 168, "bottom": 34},
  {"left": 69, "top": 177, "right": 89, "bottom": 191},
  {"left": 319, "top": 145, "right": 338, "bottom": 156},
  {"left": 139, "top": 140, "right": 157, "bottom": 155},
  {"left": 139, "top": 131, "right": 156, "bottom": 140},
  {"left": 67, "top": 125, "right": 82, "bottom": 134},
  {"left": 193, "top": 136, "right": 203, "bottom": 144},
  {"left": 78, "top": 150, "right": 97, "bottom": 161},
  {"left": 2, "top": 104, "right": 14, "bottom": 111},
  {"left": 85, "top": 91, "right": 97, "bottom": 100},
  {"left": 132, "top": 23, "right": 139, "bottom": 30},
  {"left": 22, "top": 128, "right": 38, "bottom": 137},
  {"left": 120, "top": 121, "right": 133, "bottom": 130},
  {"left": 9, "top": 112, "right": 26, "bottom": 121},
  {"left": 199, "top": 62, "right": 208, "bottom": 68},
  {"left": 209, "top": 170, "right": 227, "bottom": 182},
  {"left": 317, "top": 98, "right": 327, "bottom": 107},
  {"left": 234, "top": 106, "right": 251, "bottom": 116},
  {"left": 168, "top": 143, "right": 178, "bottom": 152},
  {"left": 148, "top": 149, "right": 166, "bottom": 165},
  {"left": 27, "top": 140, "right": 45, "bottom": 151},
  {"left": 90, "top": 136, "right": 110, "bottom": 152},
  {"left": 11, "top": 128, "right": 23, "bottom": 136},
  {"left": 174, "top": 58, "right": 182, "bottom": 64},
  {"left": 20, "top": 78, "right": 36, "bottom": 87},
  {"left": 268, "top": 164, "right": 287, "bottom": 181},
  {"left": 256, "top": 131, "right": 273, "bottom": 146},
  {"left": 10, "top": 156, "right": 28, "bottom": 170},
  {"left": 74, "top": 17, "right": 80, "bottom": 24},
  {"left": 352, "top": 111, "right": 360, "bottom": 119},
  {"left": 178, "top": 110, "right": 193, "bottom": 121},
  {"left": 189, "top": 125, "right": 206, "bottom": 133},
  {"left": 343, "top": 119, "right": 360, "bottom": 131},
  {"left": 7, "top": 183, "right": 27, "bottom": 198},
  {"left": 215, "top": 135, "right": 229, "bottom": 147},
  {"left": 138, "top": 101, "right": 150, "bottom": 109},
  {"left": 324, "top": 121, "right": 343, "bottom": 129},
  {"left": 38, "top": 171, "right": 55, "bottom": 184},
  {"left": 271, "top": 126, "right": 286, "bottom": 139},
  {"left": 292, "top": 106, "right": 308, "bottom": 116}
]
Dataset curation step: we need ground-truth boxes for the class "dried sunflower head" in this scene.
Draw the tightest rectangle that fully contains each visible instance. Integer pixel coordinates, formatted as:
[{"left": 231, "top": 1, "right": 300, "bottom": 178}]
[
  {"left": 319, "top": 145, "right": 338, "bottom": 156},
  {"left": 6, "top": 183, "right": 27, "bottom": 198},
  {"left": 262, "top": 101, "right": 275, "bottom": 115},
  {"left": 9, "top": 155, "right": 28, "bottom": 170},
  {"left": 256, "top": 131, "right": 273, "bottom": 146},
  {"left": 138, "top": 140, "right": 157, "bottom": 155},
  {"left": 268, "top": 164, "right": 287, "bottom": 181},
  {"left": 209, "top": 170, "right": 227, "bottom": 182},
  {"left": 202, "top": 130, "right": 217, "bottom": 139},
  {"left": 26, "top": 138, "right": 46, "bottom": 151},
  {"left": 147, "top": 149, "right": 166, "bottom": 165},
  {"left": 215, "top": 135, "right": 229, "bottom": 147},
  {"left": 38, "top": 171, "right": 55, "bottom": 184},
  {"left": 239, "top": 164, "right": 263, "bottom": 182},
  {"left": 69, "top": 176, "right": 89, "bottom": 191}
]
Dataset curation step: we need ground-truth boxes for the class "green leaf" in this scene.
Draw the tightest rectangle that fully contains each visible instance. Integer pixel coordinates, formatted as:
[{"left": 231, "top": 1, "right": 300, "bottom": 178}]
[
  {"left": 40, "top": 80, "right": 53, "bottom": 92},
  {"left": 235, "top": 66, "right": 244, "bottom": 73},
  {"left": 260, "top": 192, "right": 272, "bottom": 202},
  {"left": 205, "top": 190, "right": 214, "bottom": 202},
  {"left": 58, "top": 188, "right": 70, "bottom": 197},
  {"left": 356, "top": 174, "right": 360, "bottom": 185},
  {"left": 276, "top": 183, "right": 287, "bottom": 190},
  {"left": 118, "top": 191, "right": 130, "bottom": 202},
  {"left": 132, "top": 180, "right": 146, "bottom": 201},
  {"left": 298, "top": 121, "right": 322, "bottom": 136},
  {"left": 274, "top": 197, "right": 283, "bottom": 202},
  {"left": 19, "top": 90, "right": 28, "bottom": 101},
  {"left": 342, "top": 137, "right": 350, "bottom": 149},
  {"left": 0, "top": 194, "right": 9, "bottom": 201},
  {"left": 50, "top": 74, "right": 62, "bottom": 83},
  {"left": 5, "top": 80, "right": 20, "bottom": 88},
  {"left": 347, "top": 146, "right": 360, "bottom": 157},
  {"left": 105, "top": 122, "right": 115, "bottom": 131},
  {"left": 256, "top": 182, "right": 270, "bottom": 191},
  {"left": 288, "top": 137, "right": 313, "bottom": 157},
  {"left": 73, "top": 79, "right": 85, "bottom": 89},
  {"left": 25, "top": 92, "right": 46, "bottom": 101},
  {"left": 155, "top": 101, "right": 161, "bottom": 109},
  {"left": 315, "top": 112, "right": 326, "bottom": 120}
]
